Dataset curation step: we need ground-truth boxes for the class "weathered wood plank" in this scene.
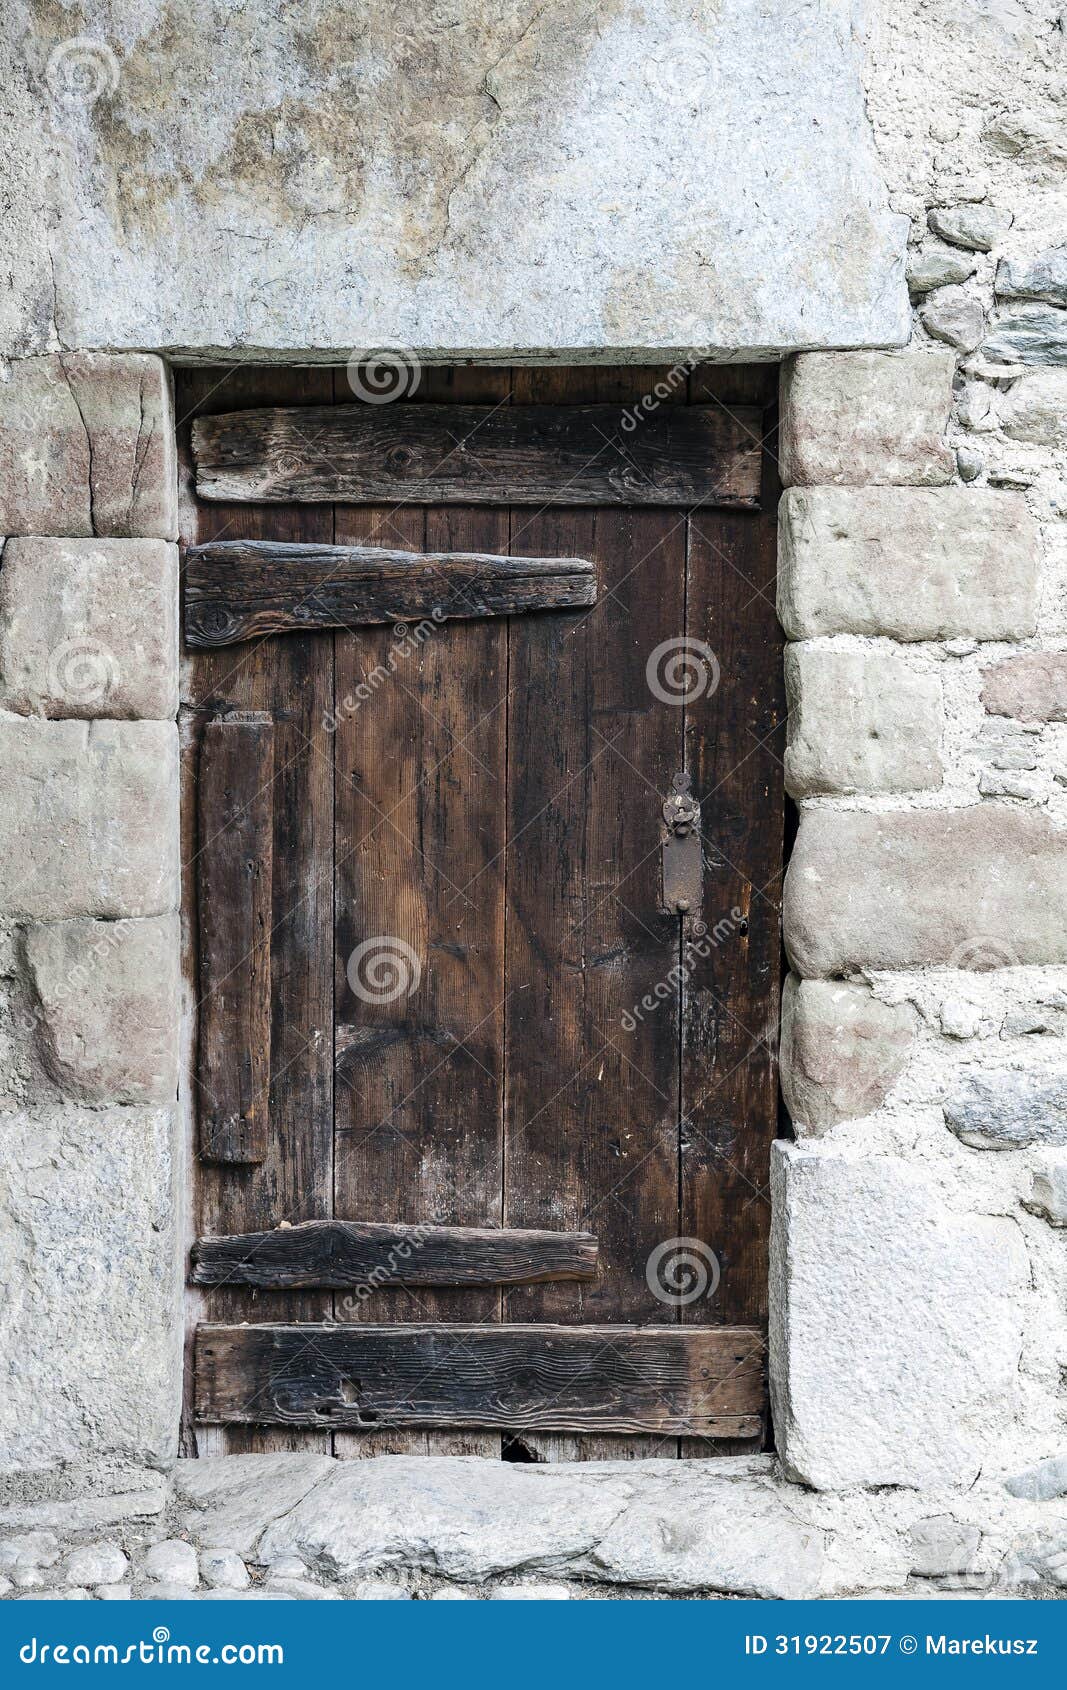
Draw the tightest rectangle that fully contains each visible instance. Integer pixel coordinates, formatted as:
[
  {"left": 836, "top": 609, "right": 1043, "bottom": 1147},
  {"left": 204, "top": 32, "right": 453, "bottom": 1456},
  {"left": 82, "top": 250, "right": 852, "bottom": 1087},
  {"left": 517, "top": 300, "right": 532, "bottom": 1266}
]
[
  {"left": 191, "top": 1220, "right": 598, "bottom": 1288},
  {"left": 330, "top": 361, "right": 512, "bottom": 1464},
  {"left": 678, "top": 366, "right": 782, "bottom": 1457},
  {"left": 195, "top": 1323, "right": 765, "bottom": 1435},
  {"left": 184, "top": 541, "right": 597, "bottom": 646},
  {"left": 503, "top": 365, "right": 688, "bottom": 1465},
  {"left": 178, "top": 361, "right": 337, "bottom": 1460},
  {"left": 197, "top": 715, "right": 274, "bottom": 1164},
  {"left": 192, "top": 403, "right": 763, "bottom": 509}
]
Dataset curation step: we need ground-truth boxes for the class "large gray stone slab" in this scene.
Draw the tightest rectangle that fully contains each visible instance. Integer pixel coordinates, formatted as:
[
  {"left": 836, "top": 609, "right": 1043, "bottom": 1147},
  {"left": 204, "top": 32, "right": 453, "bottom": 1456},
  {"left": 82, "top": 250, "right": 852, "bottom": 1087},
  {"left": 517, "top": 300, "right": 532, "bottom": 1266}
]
[
  {"left": 780, "top": 350, "right": 954, "bottom": 486},
  {"left": 778, "top": 488, "right": 1040, "bottom": 642},
  {"left": 23, "top": 916, "right": 180, "bottom": 1104},
  {"left": 944, "top": 1069, "right": 1067, "bottom": 1151},
  {"left": 0, "top": 1105, "right": 179, "bottom": 1475},
  {"left": 253, "top": 1455, "right": 823, "bottom": 1596},
  {"left": 8, "top": 1, "right": 907, "bottom": 359},
  {"left": 0, "top": 540, "right": 178, "bottom": 720},
  {"left": 784, "top": 806, "right": 1067, "bottom": 977},
  {"left": 0, "top": 720, "right": 179, "bottom": 919},
  {"left": 257, "top": 1456, "right": 624, "bottom": 1582},
  {"left": 784, "top": 645, "right": 943, "bottom": 796},
  {"left": 770, "top": 1144, "right": 1028, "bottom": 1489},
  {"left": 0, "top": 355, "right": 175, "bottom": 539},
  {"left": 779, "top": 975, "right": 916, "bottom": 1133}
]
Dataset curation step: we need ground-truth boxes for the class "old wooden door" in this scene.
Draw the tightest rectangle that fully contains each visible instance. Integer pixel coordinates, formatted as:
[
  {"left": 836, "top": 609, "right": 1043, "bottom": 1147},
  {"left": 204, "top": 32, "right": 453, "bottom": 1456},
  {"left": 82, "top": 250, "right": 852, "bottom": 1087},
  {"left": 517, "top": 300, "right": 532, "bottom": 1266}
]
[{"left": 178, "top": 364, "right": 784, "bottom": 1462}]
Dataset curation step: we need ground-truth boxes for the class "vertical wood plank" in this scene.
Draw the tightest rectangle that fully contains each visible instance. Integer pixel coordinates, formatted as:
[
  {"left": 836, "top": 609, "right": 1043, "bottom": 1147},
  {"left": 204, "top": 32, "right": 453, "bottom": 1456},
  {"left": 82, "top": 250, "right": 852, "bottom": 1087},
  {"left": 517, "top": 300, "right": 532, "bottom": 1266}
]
[
  {"left": 179, "top": 364, "right": 335, "bottom": 1458},
  {"left": 680, "top": 366, "right": 782, "bottom": 1455},
  {"left": 197, "top": 716, "right": 274, "bottom": 1164},
  {"left": 331, "top": 365, "right": 512, "bottom": 1460},
  {"left": 502, "top": 367, "right": 686, "bottom": 1462}
]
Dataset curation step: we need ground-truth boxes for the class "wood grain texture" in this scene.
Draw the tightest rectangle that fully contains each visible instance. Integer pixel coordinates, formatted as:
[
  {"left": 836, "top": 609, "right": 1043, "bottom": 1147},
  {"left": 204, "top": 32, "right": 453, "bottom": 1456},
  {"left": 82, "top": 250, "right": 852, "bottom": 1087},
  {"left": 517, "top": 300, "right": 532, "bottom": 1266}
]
[
  {"left": 195, "top": 1322, "right": 765, "bottom": 1435},
  {"left": 184, "top": 541, "right": 597, "bottom": 646},
  {"left": 179, "top": 363, "right": 337, "bottom": 1460},
  {"left": 192, "top": 402, "right": 763, "bottom": 509},
  {"left": 191, "top": 1219, "right": 598, "bottom": 1288},
  {"left": 197, "top": 715, "right": 274, "bottom": 1163},
  {"left": 678, "top": 366, "right": 782, "bottom": 1458},
  {"left": 501, "top": 366, "right": 686, "bottom": 1465},
  {"left": 330, "top": 363, "right": 512, "bottom": 1464}
]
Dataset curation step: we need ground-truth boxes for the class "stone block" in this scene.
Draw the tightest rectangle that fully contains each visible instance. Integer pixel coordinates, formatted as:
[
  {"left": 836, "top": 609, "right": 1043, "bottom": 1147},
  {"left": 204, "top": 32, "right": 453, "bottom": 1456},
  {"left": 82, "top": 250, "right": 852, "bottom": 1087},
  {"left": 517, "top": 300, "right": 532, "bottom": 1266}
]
[
  {"left": 769, "top": 1144, "right": 1028, "bottom": 1489},
  {"left": 997, "top": 247, "right": 1067, "bottom": 309},
  {"left": 0, "top": 540, "right": 178, "bottom": 720},
  {"left": 907, "top": 249, "right": 977, "bottom": 297},
  {"left": 908, "top": 1516, "right": 981, "bottom": 1578},
  {"left": 21, "top": 5, "right": 909, "bottom": 360},
  {"left": 784, "top": 645, "right": 943, "bottom": 796},
  {"left": 0, "top": 1106, "right": 179, "bottom": 1475},
  {"left": 944, "top": 1069, "right": 1067, "bottom": 1150},
  {"left": 928, "top": 205, "right": 1012, "bottom": 253},
  {"left": 1024, "top": 1152, "right": 1067, "bottom": 1226},
  {"left": 984, "top": 309, "right": 1067, "bottom": 366},
  {"left": 778, "top": 488, "right": 1040, "bottom": 642},
  {"left": 998, "top": 368, "right": 1067, "bottom": 448},
  {"left": 23, "top": 916, "right": 180, "bottom": 1105},
  {"left": 982, "top": 654, "right": 1067, "bottom": 723},
  {"left": 784, "top": 806, "right": 1067, "bottom": 976},
  {"left": 143, "top": 1540, "right": 198, "bottom": 1589},
  {"left": 0, "top": 355, "right": 175, "bottom": 539},
  {"left": 779, "top": 975, "right": 916, "bottom": 1133},
  {"left": 199, "top": 1549, "right": 250, "bottom": 1591},
  {"left": 779, "top": 350, "right": 954, "bottom": 487},
  {"left": 0, "top": 721, "right": 179, "bottom": 920},
  {"left": 1005, "top": 1455, "right": 1067, "bottom": 1500},
  {"left": 63, "top": 1543, "right": 129, "bottom": 1586},
  {"left": 920, "top": 287, "right": 984, "bottom": 352}
]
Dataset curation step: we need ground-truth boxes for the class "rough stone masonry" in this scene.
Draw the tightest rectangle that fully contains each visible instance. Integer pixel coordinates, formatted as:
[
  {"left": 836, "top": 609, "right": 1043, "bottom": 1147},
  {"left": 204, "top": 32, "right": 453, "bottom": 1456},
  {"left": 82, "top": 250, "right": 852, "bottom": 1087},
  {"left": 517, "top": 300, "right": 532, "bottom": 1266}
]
[{"left": 0, "top": 0, "right": 1064, "bottom": 1601}]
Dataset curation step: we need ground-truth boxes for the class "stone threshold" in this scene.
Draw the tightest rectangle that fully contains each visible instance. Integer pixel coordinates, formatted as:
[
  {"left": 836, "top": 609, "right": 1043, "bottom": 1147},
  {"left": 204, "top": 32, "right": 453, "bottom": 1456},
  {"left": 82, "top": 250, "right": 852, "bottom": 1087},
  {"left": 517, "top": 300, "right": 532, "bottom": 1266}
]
[{"left": 0, "top": 1454, "right": 1061, "bottom": 1601}]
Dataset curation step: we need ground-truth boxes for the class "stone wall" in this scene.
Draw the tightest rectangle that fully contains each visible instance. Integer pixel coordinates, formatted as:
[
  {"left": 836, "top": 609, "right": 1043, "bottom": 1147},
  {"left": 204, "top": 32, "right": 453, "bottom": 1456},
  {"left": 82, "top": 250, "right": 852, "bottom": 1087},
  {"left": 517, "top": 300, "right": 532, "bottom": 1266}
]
[{"left": 0, "top": 355, "right": 182, "bottom": 1494}]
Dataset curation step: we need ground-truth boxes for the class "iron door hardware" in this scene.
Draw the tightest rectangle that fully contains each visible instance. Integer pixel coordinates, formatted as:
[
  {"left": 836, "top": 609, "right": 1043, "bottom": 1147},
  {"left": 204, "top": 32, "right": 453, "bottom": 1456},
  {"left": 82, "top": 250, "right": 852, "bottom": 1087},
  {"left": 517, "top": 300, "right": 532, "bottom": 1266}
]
[{"left": 660, "top": 771, "right": 703, "bottom": 916}]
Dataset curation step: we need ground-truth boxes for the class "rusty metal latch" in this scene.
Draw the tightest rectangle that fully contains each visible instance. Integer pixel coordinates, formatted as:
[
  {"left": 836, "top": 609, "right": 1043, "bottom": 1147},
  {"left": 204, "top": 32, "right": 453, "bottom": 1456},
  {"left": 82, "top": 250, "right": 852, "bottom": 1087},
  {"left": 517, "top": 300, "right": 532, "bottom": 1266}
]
[{"left": 660, "top": 771, "right": 702, "bottom": 916}]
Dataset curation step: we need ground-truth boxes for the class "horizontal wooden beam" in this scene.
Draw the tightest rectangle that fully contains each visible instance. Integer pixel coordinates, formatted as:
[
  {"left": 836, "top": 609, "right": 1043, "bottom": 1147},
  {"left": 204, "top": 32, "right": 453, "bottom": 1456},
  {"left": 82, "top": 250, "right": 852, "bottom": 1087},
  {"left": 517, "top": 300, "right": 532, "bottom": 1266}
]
[
  {"left": 194, "top": 1323, "right": 765, "bottom": 1436},
  {"left": 183, "top": 542, "right": 597, "bottom": 647},
  {"left": 191, "top": 402, "right": 763, "bottom": 509},
  {"left": 191, "top": 1219, "right": 598, "bottom": 1289}
]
